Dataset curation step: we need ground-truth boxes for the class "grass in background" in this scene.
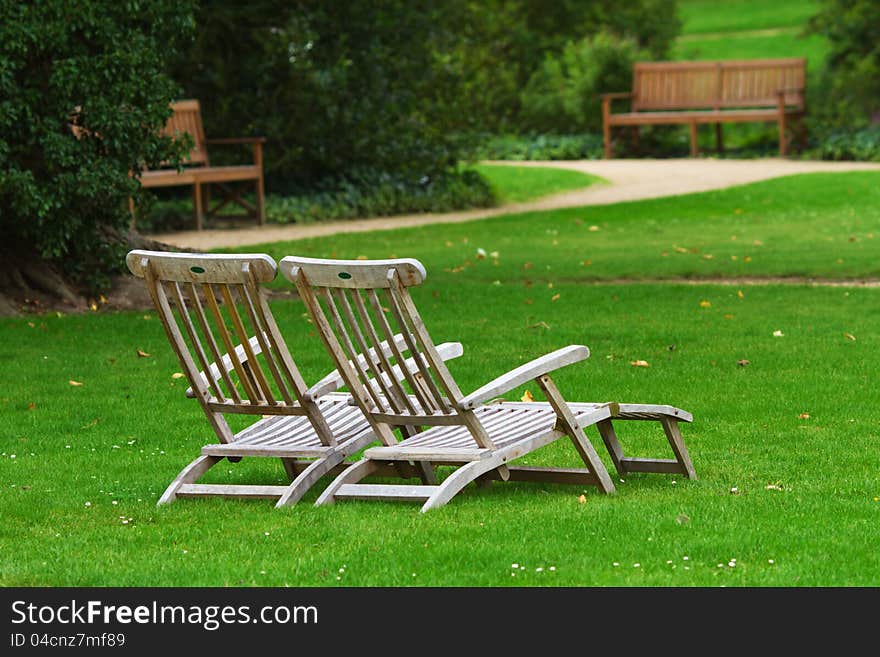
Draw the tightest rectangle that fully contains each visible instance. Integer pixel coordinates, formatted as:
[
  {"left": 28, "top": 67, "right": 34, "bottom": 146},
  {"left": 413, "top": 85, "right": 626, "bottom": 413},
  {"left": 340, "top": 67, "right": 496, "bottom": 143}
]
[
  {"left": 251, "top": 172, "right": 880, "bottom": 284},
  {"left": 2, "top": 172, "right": 880, "bottom": 586},
  {"left": 678, "top": 0, "right": 819, "bottom": 35},
  {"left": 469, "top": 164, "right": 603, "bottom": 203}
]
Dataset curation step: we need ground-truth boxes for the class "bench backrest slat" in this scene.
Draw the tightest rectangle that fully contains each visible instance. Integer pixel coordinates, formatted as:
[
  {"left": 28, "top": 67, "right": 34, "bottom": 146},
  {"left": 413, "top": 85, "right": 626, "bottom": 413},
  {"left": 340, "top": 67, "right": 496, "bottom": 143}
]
[
  {"left": 161, "top": 99, "right": 209, "bottom": 166},
  {"left": 632, "top": 59, "right": 805, "bottom": 111}
]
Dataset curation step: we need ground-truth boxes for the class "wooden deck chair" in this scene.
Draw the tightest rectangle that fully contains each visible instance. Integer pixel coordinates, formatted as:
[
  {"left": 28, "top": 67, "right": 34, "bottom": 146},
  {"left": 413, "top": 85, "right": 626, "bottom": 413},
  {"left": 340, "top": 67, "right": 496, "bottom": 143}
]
[
  {"left": 279, "top": 256, "right": 695, "bottom": 512},
  {"left": 126, "top": 250, "right": 463, "bottom": 507}
]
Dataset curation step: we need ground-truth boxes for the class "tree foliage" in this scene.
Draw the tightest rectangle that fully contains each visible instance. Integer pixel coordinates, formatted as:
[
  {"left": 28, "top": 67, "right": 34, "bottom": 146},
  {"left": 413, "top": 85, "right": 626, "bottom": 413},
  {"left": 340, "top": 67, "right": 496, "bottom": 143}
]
[
  {"left": 0, "top": 0, "right": 194, "bottom": 292},
  {"left": 808, "top": 0, "right": 880, "bottom": 126}
]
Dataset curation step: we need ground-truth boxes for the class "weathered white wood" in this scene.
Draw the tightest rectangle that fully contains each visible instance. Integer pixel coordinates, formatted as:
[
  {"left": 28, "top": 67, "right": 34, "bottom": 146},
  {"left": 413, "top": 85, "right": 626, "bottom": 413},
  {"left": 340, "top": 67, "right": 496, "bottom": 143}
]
[
  {"left": 363, "top": 446, "right": 491, "bottom": 462},
  {"left": 536, "top": 375, "right": 615, "bottom": 494},
  {"left": 596, "top": 419, "right": 626, "bottom": 477},
  {"left": 370, "top": 411, "right": 465, "bottom": 426},
  {"left": 420, "top": 456, "right": 509, "bottom": 511},
  {"left": 661, "top": 418, "right": 697, "bottom": 479},
  {"left": 314, "top": 458, "right": 383, "bottom": 506},
  {"left": 177, "top": 484, "right": 289, "bottom": 499},
  {"left": 157, "top": 455, "right": 221, "bottom": 505},
  {"left": 619, "top": 457, "right": 684, "bottom": 474},
  {"left": 279, "top": 255, "right": 426, "bottom": 289},
  {"left": 202, "top": 444, "right": 334, "bottom": 458},
  {"left": 334, "top": 484, "right": 439, "bottom": 501},
  {"left": 185, "top": 335, "right": 263, "bottom": 398},
  {"left": 458, "top": 345, "right": 591, "bottom": 410},
  {"left": 495, "top": 466, "right": 599, "bottom": 486},
  {"left": 276, "top": 451, "right": 347, "bottom": 507},
  {"left": 127, "top": 250, "right": 276, "bottom": 284}
]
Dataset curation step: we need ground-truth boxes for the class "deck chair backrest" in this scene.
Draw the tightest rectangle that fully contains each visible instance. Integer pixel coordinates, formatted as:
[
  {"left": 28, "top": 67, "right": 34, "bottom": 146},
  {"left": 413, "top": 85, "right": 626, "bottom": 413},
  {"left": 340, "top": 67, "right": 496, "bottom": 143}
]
[
  {"left": 162, "top": 99, "right": 209, "bottom": 166},
  {"left": 128, "top": 250, "right": 331, "bottom": 445},
  {"left": 280, "top": 256, "right": 496, "bottom": 450}
]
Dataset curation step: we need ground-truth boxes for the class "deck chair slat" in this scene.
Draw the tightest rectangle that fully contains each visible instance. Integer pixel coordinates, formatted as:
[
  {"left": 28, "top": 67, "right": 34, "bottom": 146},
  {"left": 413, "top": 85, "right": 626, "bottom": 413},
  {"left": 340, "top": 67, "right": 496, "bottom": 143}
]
[
  {"left": 332, "top": 288, "right": 404, "bottom": 413},
  {"left": 168, "top": 281, "right": 230, "bottom": 403},
  {"left": 387, "top": 272, "right": 463, "bottom": 406},
  {"left": 366, "top": 288, "right": 435, "bottom": 413},
  {"left": 382, "top": 284, "right": 448, "bottom": 412},
  {"left": 185, "top": 282, "right": 237, "bottom": 402},
  {"left": 220, "top": 284, "right": 273, "bottom": 404},
  {"left": 349, "top": 289, "right": 417, "bottom": 414},
  {"left": 237, "top": 279, "right": 294, "bottom": 405},
  {"left": 319, "top": 288, "right": 388, "bottom": 413},
  {"left": 248, "top": 285, "right": 312, "bottom": 405},
  {"left": 202, "top": 282, "right": 260, "bottom": 402}
]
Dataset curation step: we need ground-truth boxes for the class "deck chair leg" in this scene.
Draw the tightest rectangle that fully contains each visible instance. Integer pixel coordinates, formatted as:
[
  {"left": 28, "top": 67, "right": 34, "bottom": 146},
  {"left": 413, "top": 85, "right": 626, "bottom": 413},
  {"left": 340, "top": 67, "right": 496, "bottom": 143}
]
[
  {"left": 661, "top": 418, "right": 697, "bottom": 480},
  {"left": 276, "top": 453, "right": 347, "bottom": 507},
  {"left": 421, "top": 457, "right": 508, "bottom": 512},
  {"left": 280, "top": 458, "right": 300, "bottom": 481},
  {"left": 157, "top": 455, "right": 222, "bottom": 506},
  {"left": 315, "top": 458, "right": 383, "bottom": 506},
  {"left": 537, "top": 375, "right": 615, "bottom": 494},
  {"left": 597, "top": 419, "right": 626, "bottom": 477}
]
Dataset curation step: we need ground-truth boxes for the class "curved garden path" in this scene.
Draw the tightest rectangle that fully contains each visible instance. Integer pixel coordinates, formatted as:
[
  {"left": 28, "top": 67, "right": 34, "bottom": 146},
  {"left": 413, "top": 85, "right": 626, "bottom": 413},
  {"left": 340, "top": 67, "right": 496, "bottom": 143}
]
[{"left": 150, "top": 158, "right": 880, "bottom": 250}]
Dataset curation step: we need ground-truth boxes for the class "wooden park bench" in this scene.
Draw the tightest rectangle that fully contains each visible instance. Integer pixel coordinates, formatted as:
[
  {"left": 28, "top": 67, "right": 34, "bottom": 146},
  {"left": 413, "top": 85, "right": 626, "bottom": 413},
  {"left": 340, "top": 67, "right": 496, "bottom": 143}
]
[
  {"left": 601, "top": 58, "right": 806, "bottom": 158},
  {"left": 137, "top": 100, "right": 265, "bottom": 230}
]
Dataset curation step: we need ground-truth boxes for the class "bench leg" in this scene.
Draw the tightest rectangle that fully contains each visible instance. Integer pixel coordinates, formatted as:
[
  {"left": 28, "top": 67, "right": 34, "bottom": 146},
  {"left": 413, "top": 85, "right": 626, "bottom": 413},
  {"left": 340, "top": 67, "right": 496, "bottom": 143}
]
[
  {"left": 193, "top": 182, "right": 204, "bottom": 230},
  {"left": 778, "top": 113, "right": 788, "bottom": 156},
  {"left": 603, "top": 120, "right": 613, "bottom": 158},
  {"left": 689, "top": 121, "right": 698, "bottom": 157}
]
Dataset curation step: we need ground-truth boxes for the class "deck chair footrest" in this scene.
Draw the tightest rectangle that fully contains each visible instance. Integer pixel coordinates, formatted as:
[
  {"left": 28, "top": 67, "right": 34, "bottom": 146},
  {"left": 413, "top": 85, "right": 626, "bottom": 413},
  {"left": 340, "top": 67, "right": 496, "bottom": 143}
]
[
  {"left": 619, "top": 457, "right": 684, "bottom": 474},
  {"left": 177, "top": 484, "right": 289, "bottom": 499},
  {"left": 334, "top": 484, "right": 439, "bottom": 501}
]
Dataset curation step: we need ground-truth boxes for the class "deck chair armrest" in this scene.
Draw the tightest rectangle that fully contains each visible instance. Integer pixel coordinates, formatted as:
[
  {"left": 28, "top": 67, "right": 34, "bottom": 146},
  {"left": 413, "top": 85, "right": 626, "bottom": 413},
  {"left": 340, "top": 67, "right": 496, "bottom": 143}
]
[
  {"left": 458, "top": 345, "right": 590, "bottom": 410},
  {"left": 184, "top": 335, "right": 263, "bottom": 398},
  {"left": 306, "top": 338, "right": 464, "bottom": 401}
]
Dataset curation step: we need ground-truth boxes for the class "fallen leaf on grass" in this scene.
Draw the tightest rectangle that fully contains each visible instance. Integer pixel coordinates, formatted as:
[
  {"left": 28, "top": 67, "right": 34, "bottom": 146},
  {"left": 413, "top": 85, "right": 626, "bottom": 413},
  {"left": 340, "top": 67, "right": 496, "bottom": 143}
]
[
  {"left": 772, "top": 330, "right": 784, "bottom": 337},
  {"left": 729, "top": 487, "right": 741, "bottom": 495},
  {"left": 69, "top": 380, "right": 84, "bottom": 387},
  {"left": 737, "top": 290, "right": 744, "bottom": 299},
  {"left": 521, "top": 390, "right": 534, "bottom": 402},
  {"left": 136, "top": 349, "right": 151, "bottom": 358},
  {"left": 588, "top": 225, "right": 601, "bottom": 232},
  {"left": 737, "top": 359, "right": 750, "bottom": 367},
  {"left": 551, "top": 293, "right": 561, "bottom": 302},
  {"left": 577, "top": 494, "right": 587, "bottom": 504},
  {"left": 675, "top": 513, "right": 690, "bottom": 525},
  {"left": 630, "top": 360, "right": 650, "bottom": 368},
  {"left": 527, "top": 321, "right": 550, "bottom": 330},
  {"left": 765, "top": 483, "right": 784, "bottom": 491},
  {"left": 699, "top": 300, "right": 711, "bottom": 308},
  {"left": 844, "top": 333, "right": 856, "bottom": 341},
  {"left": 171, "top": 372, "right": 185, "bottom": 380},
  {"left": 475, "top": 248, "right": 487, "bottom": 260},
  {"left": 798, "top": 412, "right": 810, "bottom": 420}
]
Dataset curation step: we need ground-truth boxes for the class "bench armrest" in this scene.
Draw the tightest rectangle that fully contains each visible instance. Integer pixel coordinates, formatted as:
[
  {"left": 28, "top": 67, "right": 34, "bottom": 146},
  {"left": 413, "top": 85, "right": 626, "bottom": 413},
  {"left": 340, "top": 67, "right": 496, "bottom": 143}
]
[
  {"left": 205, "top": 137, "right": 267, "bottom": 145},
  {"left": 458, "top": 345, "right": 590, "bottom": 411},
  {"left": 305, "top": 336, "right": 464, "bottom": 401},
  {"left": 185, "top": 335, "right": 264, "bottom": 398}
]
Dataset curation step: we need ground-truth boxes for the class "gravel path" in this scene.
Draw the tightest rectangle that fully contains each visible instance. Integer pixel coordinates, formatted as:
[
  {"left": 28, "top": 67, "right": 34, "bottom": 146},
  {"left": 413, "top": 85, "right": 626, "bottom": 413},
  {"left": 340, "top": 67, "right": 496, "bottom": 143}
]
[{"left": 149, "top": 158, "right": 880, "bottom": 250}]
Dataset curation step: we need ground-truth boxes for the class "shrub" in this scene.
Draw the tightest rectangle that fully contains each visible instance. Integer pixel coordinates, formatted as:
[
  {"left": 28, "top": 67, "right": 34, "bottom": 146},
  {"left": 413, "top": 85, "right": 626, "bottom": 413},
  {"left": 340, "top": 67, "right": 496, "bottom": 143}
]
[
  {"left": 519, "top": 31, "right": 646, "bottom": 134},
  {"left": 0, "top": 0, "right": 194, "bottom": 293},
  {"left": 810, "top": 126, "right": 880, "bottom": 161},
  {"left": 471, "top": 134, "right": 606, "bottom": 161},
  {"left": 807, "top": 0, "right": 880, "bottom": 127}
]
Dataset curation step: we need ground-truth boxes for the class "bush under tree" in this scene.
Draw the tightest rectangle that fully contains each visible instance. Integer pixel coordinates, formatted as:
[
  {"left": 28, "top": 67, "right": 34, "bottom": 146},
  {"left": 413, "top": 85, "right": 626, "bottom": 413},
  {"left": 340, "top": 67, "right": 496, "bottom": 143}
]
[{"left": 0, "top": 0, "right": 194, "bottom": 313}]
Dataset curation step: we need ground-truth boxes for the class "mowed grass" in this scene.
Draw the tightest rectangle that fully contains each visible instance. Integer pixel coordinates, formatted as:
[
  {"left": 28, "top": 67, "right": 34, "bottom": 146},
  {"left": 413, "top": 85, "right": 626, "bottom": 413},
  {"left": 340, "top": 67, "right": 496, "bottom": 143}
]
[
  {"left": 678, "top": 0, "right": 818, "bottom": 35},
  {"left": 469, "top": 164, "right": 603, "bottom": 204},
  {"left": 2, "top": 172, "right": 880, "bottom": 586}
]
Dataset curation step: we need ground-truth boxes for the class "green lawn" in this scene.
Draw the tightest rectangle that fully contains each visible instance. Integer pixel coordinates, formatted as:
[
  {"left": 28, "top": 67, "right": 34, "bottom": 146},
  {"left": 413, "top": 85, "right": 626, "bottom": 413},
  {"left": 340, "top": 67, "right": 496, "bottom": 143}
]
[
  {"left": 469, "top": 164, "right": 603, "bottom": 203},
  {"left": 678, "top": 0, "right": 819, "bottom": 35},
  {"left": 2, "top": 172, "right": 880, "bottom": 586}
]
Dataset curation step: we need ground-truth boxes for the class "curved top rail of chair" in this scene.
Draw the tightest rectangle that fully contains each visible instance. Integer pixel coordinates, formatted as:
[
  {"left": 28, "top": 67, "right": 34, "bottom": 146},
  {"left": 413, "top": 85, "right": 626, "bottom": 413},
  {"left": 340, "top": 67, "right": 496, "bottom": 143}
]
[
  {"left": 279, "top": 255, "right": 427, "bottom": 289},
  {"left": 126, "top": 250, "right": 277, "bottom": 284}
]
